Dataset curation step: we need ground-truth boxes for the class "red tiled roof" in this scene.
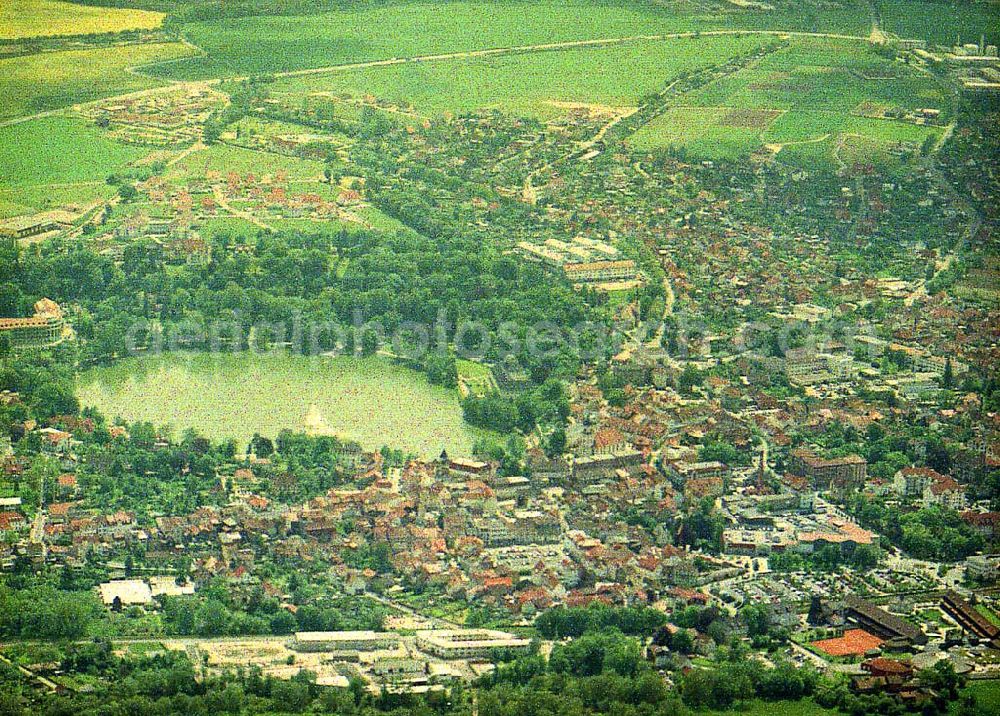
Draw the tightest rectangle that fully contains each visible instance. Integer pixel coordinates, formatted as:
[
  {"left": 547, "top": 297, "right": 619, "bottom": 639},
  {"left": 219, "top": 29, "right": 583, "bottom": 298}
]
[
  {"left": 812, "top": 629, "right": 884, "bottom": 657},
  {"left": 0, "top": 511, "right": 25, "bottom": 530}
]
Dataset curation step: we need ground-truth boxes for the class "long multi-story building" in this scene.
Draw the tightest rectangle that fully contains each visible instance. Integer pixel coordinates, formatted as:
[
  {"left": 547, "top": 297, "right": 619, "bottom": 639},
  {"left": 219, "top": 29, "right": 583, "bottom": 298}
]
[
  {"left": 0, "top": 299, "right": 67, "bottom": 349},
  {"left": 940, "top": 590, "right": 1000, "bottom": 645},
  {"left": 469, "top": 510, "right": 561, "bottom": 547},
  {"left": 291, "top": 631, "right": 401, "bottom": 652},
  {"left": 563, "top": 259, "right": 637, "bottom": 284},
  {"left": 789, "top": 448, "right": 867, "bottom": 490},
  {"left": 415, "top": 629, "right": 531, "bottom": 660}
]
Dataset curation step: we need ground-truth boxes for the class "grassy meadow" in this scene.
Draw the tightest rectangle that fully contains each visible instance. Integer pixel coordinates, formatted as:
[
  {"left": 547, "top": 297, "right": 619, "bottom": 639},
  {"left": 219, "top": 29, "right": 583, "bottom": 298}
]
[
  {"left": 163, "top": 143, "right": 326, "bottom": 182},
  {"left": 146, "top": 0, "right": 873, "bottom": 80},
  {"left": 0, "top": 116, "right": 147, "bottom": 187},
  {"left": 267, "top": 35, "right": 771, "bottom": 119},
  {"left": 1, "top": 42, "right": 197, "bottom": 121},
  {"left": 0, "top": 0, "right": 163, "bottom": 40},
  {"left": 878, "top": 0, "right": 999, "bottom": 47},
  {"left": 77, "top": 352, "right": 489, "bottom": 456},
  {"left": 0, "top": 182, "right": 117, "bottom": 219}
]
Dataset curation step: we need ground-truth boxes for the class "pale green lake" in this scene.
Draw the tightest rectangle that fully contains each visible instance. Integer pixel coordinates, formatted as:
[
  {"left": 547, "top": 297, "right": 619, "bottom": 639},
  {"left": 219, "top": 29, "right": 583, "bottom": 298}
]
[{"left": 77, "top": 352, "right": 484, "bottom": 457}]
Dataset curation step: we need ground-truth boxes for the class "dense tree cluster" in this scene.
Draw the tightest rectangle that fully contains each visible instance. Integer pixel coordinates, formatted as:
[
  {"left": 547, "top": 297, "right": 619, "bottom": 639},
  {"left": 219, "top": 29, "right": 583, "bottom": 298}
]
[
  {"left": 535, "top": 605, "right": 668, "bottom": 639},
  {"left": 848, "top": 496, "right": 985, "bottom": 562}
]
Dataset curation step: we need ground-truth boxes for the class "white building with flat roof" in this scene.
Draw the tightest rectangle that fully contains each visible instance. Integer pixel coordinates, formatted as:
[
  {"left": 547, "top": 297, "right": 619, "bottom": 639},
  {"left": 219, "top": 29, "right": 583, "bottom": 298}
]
[
  {"left": 415, "top": 629, "right": 531, "bottom": 660},
  {"left": 292, "top": 630, "right": 401, "bottom": 652},
  {"left": 98, "top": 579, "right": 153, "bottom": 607}
]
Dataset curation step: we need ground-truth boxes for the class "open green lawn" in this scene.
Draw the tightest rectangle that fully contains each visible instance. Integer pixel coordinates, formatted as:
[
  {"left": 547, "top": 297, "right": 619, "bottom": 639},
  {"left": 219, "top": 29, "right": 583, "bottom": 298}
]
[
  {"left": 0, "top": 116, "right": 147, "bottom": 187},
  {"left": 77, "top": 352, "right": 492, "bottom": 456},
  {"left": 192, "top": 216, "right": 259, "bottom": 239},
  {"left": 165, "top": 143, "right": 325, "bottom": 182},
  {"left": 0, "top": 182, "right": 117, "bottom": 219},
  {"left": 149, "top": 0, "right": 872, "bottom": 80},
  {"left": 953, "top": 681, "right": 1000, "bottom": 714},
  {"left": 267, "top": 35, "right": 770, "bottom": 119},
  {"left": 0, "top": 0, "right": 163, "bottom": 40},
  {"left": 1, "top": 42, "right": 197, "bottom": 121},
  {"left": 457, "top": 358, "right": 497, "bottom": 397},
  {"left": 630, "top": 105, "right": 768, "bottom": 160},
  {"left": 267, "top": 217, "right": 373, "bottom": 236}
]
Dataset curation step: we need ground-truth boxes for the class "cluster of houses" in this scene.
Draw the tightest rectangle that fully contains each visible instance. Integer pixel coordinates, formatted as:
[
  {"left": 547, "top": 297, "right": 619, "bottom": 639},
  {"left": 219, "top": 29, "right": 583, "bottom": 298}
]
[{"left": 80, "top": 88, "right": 222, "bottom": 147}]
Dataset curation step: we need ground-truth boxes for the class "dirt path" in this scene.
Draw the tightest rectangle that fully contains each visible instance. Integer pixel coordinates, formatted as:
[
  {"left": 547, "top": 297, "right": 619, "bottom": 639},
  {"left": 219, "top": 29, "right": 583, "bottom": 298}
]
[
  {"left": 213, "top": 184, "right": 275, "bottom": 232},
  {"left": 3, "top": 28, "right": 876, "bottom": 130}
]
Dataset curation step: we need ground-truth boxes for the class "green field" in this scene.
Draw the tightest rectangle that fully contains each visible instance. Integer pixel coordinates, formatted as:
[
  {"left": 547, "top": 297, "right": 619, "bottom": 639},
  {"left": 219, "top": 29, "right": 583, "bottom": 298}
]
[
  {"left": 1, "top": 42, "right": 197, "bottom": 121},
  {"left": 0, "top": 0, "right": 164, "bottom": 40},
  {"left": 0, "top": 182, "right": 117, "bottom": 219},
  {"left": 164, "top": 143, "right": 325, "bottom": 182},
  {"left": 77, "top": 352, "right": 489, "bottom": 456},
  {"left": 684, "top": 39, "right": 948, "bottom": 114},
  {"left": 266, "top": 35, "right": 771, "bottom": 119},
  {"left": 0, "top": 116, "right": 147, "bottom": 187},
  {"left": 457, "top": 359, "right": 497, "bottom": 397},
  {"left": 952, "top": 681, "right": 1000, "bottom": 714},
  {"left": 707, "top": 698, "right": 840, "bottom": 716},
  {"left": 878, "top": 0, "right": 999, "bottom": 47},
  {"left": 146, "top": 0, "right": 873, "bottom": 80},
  {"left": 629, "top": 37, "right": 946, "bottom": 165}
]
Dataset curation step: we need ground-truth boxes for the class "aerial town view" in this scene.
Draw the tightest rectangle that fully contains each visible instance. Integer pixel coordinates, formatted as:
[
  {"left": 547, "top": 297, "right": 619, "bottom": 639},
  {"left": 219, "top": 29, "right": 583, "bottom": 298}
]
[{"left": 0, "top": 0, "right": 999, "bottom": 714}]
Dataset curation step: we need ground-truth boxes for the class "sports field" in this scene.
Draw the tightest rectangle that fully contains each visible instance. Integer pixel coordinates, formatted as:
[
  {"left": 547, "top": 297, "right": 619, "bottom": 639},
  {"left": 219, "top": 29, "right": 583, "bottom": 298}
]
[
  {"left": 266, "top": 35, "right": 771, "bottom": 119},
  {"left": 1, "top": 42, "right": 197, "bottom": 121},
  {"left": 0, "top": 0, "right": 163, "bottom": 40}
]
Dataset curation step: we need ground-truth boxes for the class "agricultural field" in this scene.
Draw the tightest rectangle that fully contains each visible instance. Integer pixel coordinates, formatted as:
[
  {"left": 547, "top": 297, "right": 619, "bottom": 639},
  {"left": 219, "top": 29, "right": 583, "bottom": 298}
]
[
  {"left": 266, "top": 35, "right": 771, "bottom": 120},
  {"left": 0, "top": 116, "right": 147, "bottom": 187},
  {"left": 0, "top": 0, "right": 164, "bottom": 40},
  {"left": 162, "top": 143, "right": 325, "bottom": 183},
  {"left": 629, "top": 37, "right": 947, "bottom": 165},
  {"left": 147, "top": 0, "right": 873, "bottom": 80},
  {"left": 1, "top": 41, "right": 197, "bottom": 121},
  {"left": 0, "top": 182, "right": 117, "bottom": 220},
  {"left": 877, "top": 0, "right": 999, "bottom": 47},
  {"left": 684, "top": 39, "right": 949, "bottom": 115},
  {"left": 77, "top": 352, "right": 491, "bottom": 456}
]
